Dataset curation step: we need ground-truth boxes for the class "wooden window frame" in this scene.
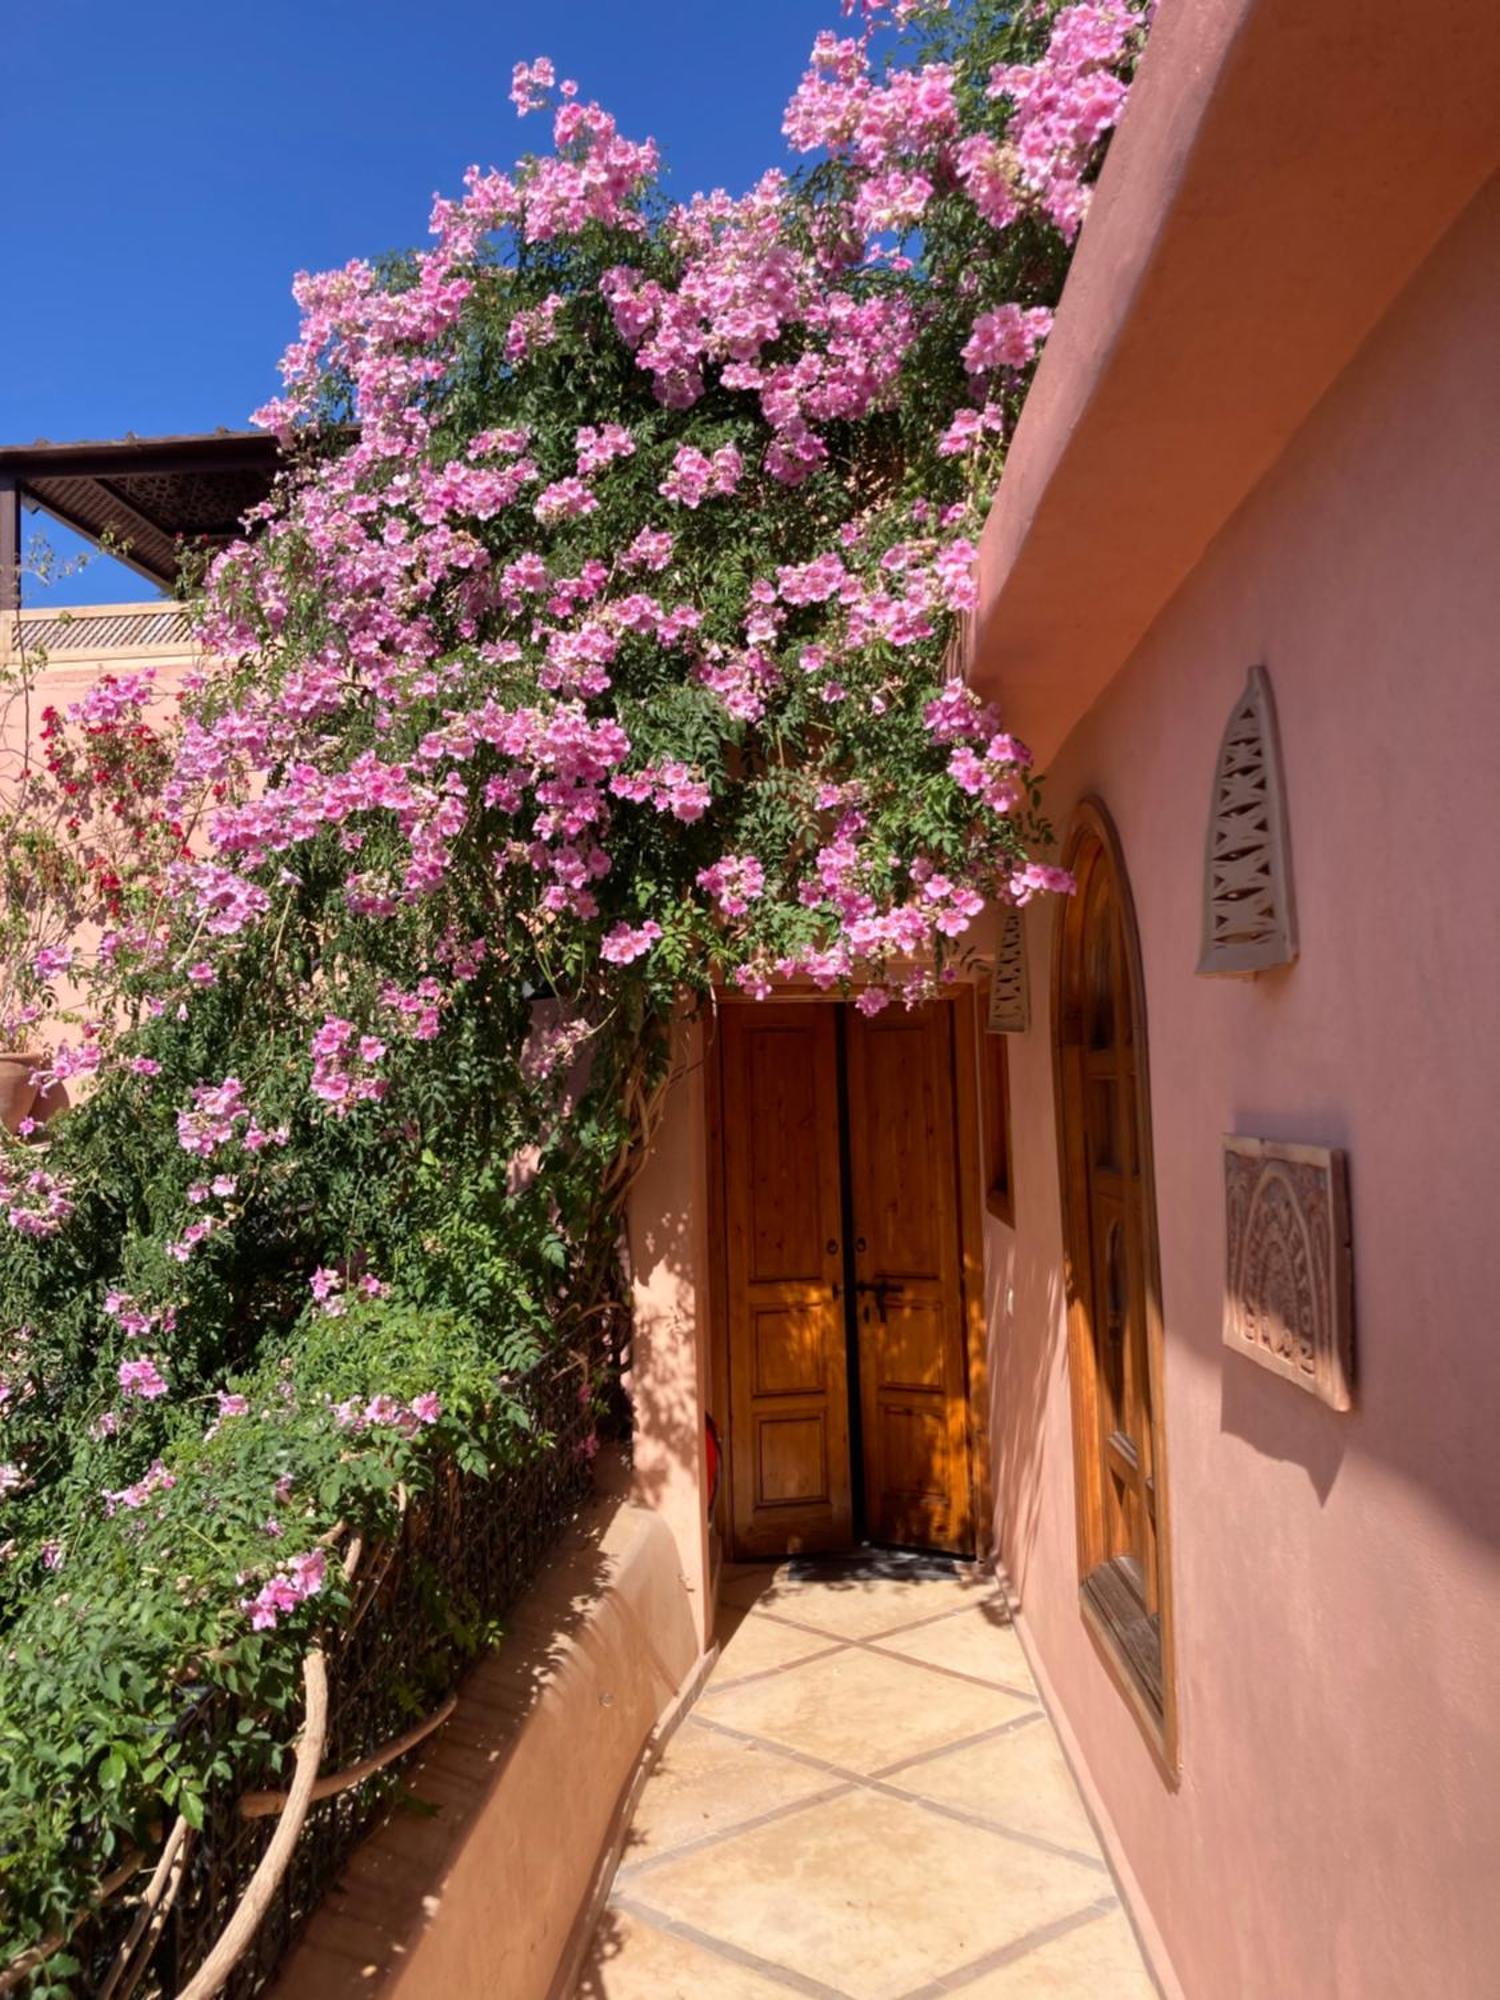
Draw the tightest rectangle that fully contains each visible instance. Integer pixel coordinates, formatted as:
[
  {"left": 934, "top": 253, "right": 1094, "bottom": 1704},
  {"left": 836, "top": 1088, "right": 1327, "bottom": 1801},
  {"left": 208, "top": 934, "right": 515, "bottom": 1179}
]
[
  {"left": 1051, "top": 798, "right": 1180, "bottom": 1781},
  {"left": 982, "top": 1031, "right": 1015, "bottom": 1226}
]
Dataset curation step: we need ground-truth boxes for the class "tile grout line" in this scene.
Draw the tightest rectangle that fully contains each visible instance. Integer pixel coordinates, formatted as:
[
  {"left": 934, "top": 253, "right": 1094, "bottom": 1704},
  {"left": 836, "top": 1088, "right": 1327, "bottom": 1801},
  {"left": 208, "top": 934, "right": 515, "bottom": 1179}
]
[
  {"left": 868, "top": 1772, "right": 1113, "bottom": 1877},
  {"left": 738, "top": 1592, "right": 1007, "bottom": 1645},
  {"left": 686, "top": 1712, "right": 1112, "bottom": 1877},
  {"left": 687, "top": 1708, "right": 878, "bottom": 1785},
  {"left": 739, "top": 1608, "right": 1039, "bottom": 1702},
  {"left": 705, "top": 1638, "right": 851, "bottom": 1694},
  {"left": 610, "top": 1893, "right": 855, "bottom": 2000},
  {"left": 720, "top": 1576, "right": 1000, "bottom": 1624},
  {"left": 612, "top": 1778, "right": 857, "bottom": 1884},
  {"left": 866, "top": 1710, "right": 1046, "bottom": 1781},
  {"left": 616, "top": 1720, "right": 1096, "bottom": 1888},
  {"left": 856, "top": 1594, "right": 1016, "bottom": 1639},
  {"left": 899, "top": 1896, "right": 1123, "bottom": 1999},
  {"left": 586, "top": 1584, "right": 1145, "bottom": 1995}
]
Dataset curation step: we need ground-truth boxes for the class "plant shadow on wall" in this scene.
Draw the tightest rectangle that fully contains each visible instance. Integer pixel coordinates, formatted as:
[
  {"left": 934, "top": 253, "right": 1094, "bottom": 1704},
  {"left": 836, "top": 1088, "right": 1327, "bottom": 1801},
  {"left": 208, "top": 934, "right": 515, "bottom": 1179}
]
[
  {"left": 0, "top": 2, "right": 1155, "bottom": 1985},
  {"left": 614, "top": 1030, "right": 713, "bottom": 1534},
  {"left": 986, "top": 1216, "right": 1069, "bottom": 1599}
]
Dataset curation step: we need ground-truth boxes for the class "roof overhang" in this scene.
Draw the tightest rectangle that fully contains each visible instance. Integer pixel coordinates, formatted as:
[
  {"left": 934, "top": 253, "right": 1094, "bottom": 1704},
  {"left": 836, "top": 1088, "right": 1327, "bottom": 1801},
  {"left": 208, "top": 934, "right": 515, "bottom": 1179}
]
[
  {"left": 0, "top": 432, "right": 279, "bottom": 593},
  {"left": 968, "top": 0, "right": 1500, "bottom": 763}
]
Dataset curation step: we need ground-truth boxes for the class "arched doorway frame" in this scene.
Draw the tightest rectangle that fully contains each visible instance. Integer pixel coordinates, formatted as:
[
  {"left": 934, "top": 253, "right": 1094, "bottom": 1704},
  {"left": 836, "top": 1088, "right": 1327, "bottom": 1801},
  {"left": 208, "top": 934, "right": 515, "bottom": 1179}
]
[{"left": 1052, "top": 796, "right": 1179, "bottom": 1779}]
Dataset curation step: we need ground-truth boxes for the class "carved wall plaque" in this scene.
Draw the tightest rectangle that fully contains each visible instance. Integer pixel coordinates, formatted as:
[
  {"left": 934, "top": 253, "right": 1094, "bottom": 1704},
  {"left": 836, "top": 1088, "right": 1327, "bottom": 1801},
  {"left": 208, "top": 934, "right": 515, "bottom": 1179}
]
[
  {"left": 1198, "top": 665, "right": 1298, "bottom": 976},
  {"left": 987, "top": 907, "right": 1029, "bottom": 1034},
  {"left": 1223, "top": 1137, "right": 1353, "bottom": 1408}
]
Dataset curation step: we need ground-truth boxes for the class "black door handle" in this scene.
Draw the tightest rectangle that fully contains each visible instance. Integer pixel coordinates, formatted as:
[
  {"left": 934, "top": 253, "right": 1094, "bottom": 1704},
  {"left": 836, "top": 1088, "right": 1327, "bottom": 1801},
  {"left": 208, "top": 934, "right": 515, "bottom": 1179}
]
[{"left": 855, "top": 1278, "right": 906, "bottom": 1317}]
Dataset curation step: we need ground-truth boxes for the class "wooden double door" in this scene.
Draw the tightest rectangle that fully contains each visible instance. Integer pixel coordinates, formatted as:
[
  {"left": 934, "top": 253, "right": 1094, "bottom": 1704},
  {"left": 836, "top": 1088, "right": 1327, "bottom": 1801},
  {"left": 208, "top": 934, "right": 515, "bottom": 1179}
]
[{"left": 717, "top": 999, "right": 976, "bottom": 1559}]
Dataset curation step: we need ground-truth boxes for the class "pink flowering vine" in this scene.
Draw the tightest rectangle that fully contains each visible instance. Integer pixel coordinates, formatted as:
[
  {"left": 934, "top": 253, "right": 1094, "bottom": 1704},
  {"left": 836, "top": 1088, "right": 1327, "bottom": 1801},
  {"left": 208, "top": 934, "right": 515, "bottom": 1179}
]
[
  {"left": 102, "top": 1459, "right": 175, "bottom": 1516},
  {"left": 241, "top": 1546, "right": 327, "bottom": 1631},
  {"left": 697, "top": 855, "right": 767, "bottom": 917},
  {"left": 117, "top": 1358, "right": 168, "bottom": 1402},
  {"left": 0, "top": 19, "right": 1151, "bottom": 1914}
]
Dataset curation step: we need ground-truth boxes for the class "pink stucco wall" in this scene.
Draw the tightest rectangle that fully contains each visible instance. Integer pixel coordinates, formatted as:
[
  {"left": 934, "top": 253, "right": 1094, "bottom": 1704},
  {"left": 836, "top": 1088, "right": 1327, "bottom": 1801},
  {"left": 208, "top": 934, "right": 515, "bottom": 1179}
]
[
  {"left": 988, "top": 172, "right": 1500, "bottom": 1999},
  {"left": 623, "top": 1014, "right": 716, "bottom": 1650}
]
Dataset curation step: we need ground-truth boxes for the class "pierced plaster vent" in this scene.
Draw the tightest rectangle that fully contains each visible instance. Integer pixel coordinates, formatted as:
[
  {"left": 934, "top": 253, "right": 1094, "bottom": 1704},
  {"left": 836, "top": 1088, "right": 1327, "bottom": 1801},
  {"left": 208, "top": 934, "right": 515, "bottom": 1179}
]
[
  {"left": 1198, "top": 664, "right": 1297, "bottom": 976},
  {"left": 987, "top": 907, "right": 1029, "bottom": 1033}
]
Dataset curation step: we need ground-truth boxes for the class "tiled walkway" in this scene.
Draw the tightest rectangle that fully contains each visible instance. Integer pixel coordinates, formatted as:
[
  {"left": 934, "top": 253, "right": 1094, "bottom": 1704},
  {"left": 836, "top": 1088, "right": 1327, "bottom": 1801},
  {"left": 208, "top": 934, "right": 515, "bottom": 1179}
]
[{"left": 578, "top": 1555, "right": 1156, "bottom": 2000}]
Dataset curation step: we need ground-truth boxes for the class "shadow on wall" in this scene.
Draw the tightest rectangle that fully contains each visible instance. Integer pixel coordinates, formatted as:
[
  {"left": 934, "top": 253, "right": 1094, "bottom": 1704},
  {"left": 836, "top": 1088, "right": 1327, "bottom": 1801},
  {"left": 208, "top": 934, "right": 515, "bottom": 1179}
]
[
  {"left": 1218, "top": 1350, "right": 1348, "bottom": 1505},
  {"left": 619, "top": 1021, "right": 713, "bottom": 1532},
  {"left": 621, "top": 1195, "right": 709, "bottom": 1521},
  {"left": 986, "top": 1219, "right": 1069, "bottom": 1602},
  {"left": 511, "top": 1000, "right": 709, "bottom": 1535}
]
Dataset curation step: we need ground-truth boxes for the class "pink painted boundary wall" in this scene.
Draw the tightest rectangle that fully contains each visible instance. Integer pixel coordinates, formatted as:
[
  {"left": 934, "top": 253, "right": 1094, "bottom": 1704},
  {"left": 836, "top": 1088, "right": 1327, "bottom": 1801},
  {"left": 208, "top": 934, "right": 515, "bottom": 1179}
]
[
  {"left": 623, "top": 1016, "right": 716, "bottom": 1651},
  {"left": 984, "top": 170, "right": 1500, "bottom": 2000}
]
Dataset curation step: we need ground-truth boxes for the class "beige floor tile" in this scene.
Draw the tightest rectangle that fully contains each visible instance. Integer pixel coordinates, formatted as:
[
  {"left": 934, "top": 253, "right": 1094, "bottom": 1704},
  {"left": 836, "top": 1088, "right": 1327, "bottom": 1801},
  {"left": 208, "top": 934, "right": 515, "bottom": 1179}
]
[
  {"left": 869, "top": 1602, "right": 1035, "bottom": 1691},
  {"left": 893, "top": 1715, "right": 1101, "bottom": 1858},
  {"left": 727, "top": 1567, "right": 1004, "bottom": 1641},
  {"left": 629, "top": 1784, "right": 1108, "bottom": 2000},
  {"left": 617, "top": 1719, "right": 843, "bottom": 1870},
  {"left": 713, "top": 1602, "right": 843, "bottom": 1683},
  {"left": 697, "top": 1643, "right": 1034, "bottom": 1774},
  {"left": 956, "top": 1905, "right": 1157, "bottom": 1997},
  {"left": 576, "top": 1904, "right": 793, "bottom": 1998}
]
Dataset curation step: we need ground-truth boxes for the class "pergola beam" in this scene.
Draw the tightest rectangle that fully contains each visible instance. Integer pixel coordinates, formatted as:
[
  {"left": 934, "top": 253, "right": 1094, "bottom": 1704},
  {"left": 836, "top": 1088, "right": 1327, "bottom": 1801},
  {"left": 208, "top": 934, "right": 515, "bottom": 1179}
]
[{"left": 0, "top": 431, "right": 287, "bottom": 604}]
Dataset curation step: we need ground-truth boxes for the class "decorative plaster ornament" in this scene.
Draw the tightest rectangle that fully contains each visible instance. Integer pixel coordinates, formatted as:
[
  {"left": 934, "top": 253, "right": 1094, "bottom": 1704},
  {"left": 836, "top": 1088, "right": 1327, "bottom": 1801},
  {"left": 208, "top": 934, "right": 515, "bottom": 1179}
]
[
  {"left": 1223, "top": 1136, "right": 1353, "bottom": 1409},
  {"left": 1198, "top": 665, "right": 1297, "bottom": 975},
  {"left": 987, "top": 907, "right": 1029, "bottom": 1033}
]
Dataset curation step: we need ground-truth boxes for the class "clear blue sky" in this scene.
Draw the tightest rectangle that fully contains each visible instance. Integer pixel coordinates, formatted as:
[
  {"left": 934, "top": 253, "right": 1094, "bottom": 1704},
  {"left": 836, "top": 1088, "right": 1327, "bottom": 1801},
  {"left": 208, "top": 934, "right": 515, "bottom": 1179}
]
[{"left": 7, "top": 0, "right": 831, "bottom": 603}]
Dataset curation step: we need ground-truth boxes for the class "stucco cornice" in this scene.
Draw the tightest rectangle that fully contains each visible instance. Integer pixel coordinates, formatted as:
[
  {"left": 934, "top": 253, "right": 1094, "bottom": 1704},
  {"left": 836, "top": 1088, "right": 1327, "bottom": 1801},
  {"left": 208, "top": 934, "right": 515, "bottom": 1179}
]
[{"left": 969, "top": 0, "right": 1500, "bottom": 761}]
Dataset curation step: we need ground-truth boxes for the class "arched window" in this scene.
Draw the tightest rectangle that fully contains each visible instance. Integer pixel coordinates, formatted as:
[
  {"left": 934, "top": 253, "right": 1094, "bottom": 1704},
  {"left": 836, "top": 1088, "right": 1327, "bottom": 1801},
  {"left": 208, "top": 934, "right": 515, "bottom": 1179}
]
[{"left": 1054, "top": 799, "right": 1178, "bottom": 1773}]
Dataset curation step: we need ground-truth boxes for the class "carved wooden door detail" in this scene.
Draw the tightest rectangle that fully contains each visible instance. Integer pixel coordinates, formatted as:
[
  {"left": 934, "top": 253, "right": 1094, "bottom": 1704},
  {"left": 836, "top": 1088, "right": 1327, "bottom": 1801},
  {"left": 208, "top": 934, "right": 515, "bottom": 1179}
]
[{"left": 722, "top": 1004, "right": 854, "bottom": 1556}]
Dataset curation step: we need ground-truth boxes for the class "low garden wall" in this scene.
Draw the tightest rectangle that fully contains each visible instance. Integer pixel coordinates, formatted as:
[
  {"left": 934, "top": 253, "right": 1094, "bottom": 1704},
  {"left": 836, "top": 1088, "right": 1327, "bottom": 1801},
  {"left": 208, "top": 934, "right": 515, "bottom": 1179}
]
[
  {"left": 271, "top": 1467, "right": 703, "bottom": 2000},
  {"left": 42, "top": 1351, "right": 606, "bottom": 2000}
]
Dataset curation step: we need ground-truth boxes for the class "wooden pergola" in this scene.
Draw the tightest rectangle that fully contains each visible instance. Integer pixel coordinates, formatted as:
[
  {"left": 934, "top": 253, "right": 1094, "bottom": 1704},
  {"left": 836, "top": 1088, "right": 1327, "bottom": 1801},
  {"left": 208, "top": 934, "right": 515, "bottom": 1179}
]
[{"left": 0, "top": 431, "right": 280, "bottom": 608}]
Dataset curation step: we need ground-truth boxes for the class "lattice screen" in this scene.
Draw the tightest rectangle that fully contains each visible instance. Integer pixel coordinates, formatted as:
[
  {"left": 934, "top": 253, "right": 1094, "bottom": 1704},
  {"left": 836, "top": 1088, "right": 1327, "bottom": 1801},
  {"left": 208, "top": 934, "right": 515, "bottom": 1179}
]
[
  {"left": 14, "top": 606, "right": 192, "bottom": 654},
  {"left": 1197, "top": 665, "right": 1297, "bottom": 976}
]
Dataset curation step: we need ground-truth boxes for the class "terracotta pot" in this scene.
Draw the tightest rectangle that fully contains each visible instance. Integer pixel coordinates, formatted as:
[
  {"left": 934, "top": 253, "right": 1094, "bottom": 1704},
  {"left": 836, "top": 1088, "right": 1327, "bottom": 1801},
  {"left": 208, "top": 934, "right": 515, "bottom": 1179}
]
[{"left": 0, "top": 1052, "right": 42, "bottom": 1136}]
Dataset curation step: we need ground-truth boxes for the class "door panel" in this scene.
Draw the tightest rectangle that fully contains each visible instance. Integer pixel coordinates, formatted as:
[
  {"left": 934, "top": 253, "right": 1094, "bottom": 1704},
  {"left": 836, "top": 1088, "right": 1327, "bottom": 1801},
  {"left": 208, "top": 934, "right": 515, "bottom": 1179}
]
[
  {"left": 845, "top": 1003, "right": 973, "bottom": 1553},
  {"left": 722, "top": 1004, "right": 853, "bottom": 1556}
]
